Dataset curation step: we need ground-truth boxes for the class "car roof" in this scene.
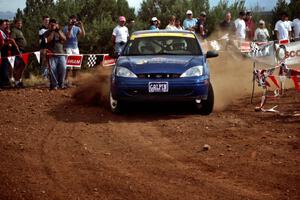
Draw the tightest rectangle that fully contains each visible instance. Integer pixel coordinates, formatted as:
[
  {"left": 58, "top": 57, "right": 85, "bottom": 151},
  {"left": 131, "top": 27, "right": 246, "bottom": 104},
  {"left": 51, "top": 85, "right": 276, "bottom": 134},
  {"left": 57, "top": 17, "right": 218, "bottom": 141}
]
[{"left": 130, "top": 30, "right": 197, "bottom": 40}]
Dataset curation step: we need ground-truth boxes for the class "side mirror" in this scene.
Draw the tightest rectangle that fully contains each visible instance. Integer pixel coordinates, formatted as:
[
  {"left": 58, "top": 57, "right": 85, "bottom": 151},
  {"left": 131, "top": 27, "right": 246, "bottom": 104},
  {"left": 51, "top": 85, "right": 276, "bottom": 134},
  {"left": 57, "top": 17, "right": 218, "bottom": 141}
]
[{"left": 206, "top": 50, "right": 219, "bottom": 58}]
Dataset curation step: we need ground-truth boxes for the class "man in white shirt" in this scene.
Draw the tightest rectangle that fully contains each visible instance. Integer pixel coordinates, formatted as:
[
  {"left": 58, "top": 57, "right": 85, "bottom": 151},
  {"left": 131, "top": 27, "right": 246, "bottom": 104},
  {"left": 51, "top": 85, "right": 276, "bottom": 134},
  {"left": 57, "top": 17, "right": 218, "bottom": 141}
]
[
  {"left": 274, "top": 12, "right": 292, "bottom": 41},
  {"left": 234, "top": 11, "right": 246, "bottom": 40},
  {"left": 112, "top": 16, "right": 129, "bottom": 56},
  {"left": 292, "top": 12, "right": 300, "bottom": 40}
]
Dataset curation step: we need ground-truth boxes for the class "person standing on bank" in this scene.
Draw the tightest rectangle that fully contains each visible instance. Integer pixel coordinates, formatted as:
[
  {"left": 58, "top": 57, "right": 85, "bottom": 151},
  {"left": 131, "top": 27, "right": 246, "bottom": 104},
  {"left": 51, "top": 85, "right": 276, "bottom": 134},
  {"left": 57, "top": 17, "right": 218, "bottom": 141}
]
[
  {"left": 112, "top": 16, "right": 129, "bottom": 56},
  {"left": 183, "top": 10, "right": 197, "bottom": 31},
  {"left": 44, "top": 19, "right": 66, "bottom": 90},
  {"left": 274, "top": 12, "right": 292, "bottom": 41},
  {"left": 196, "top": 11, "right": 208, "bottom": 39},
  {"left": 234, "top": 11, "right": 246, "bottom": 40},
  {"left": 254, "top": 20, "right": 270, "bottom": 42},
  {"left": 39, "top": 16, "right": 50, "bottom": 78},
  {"left": 63, "top": 15, "right": 85, "bottom": 86},
  {"left": 11, "top": 19, "right": 27, "bottom": 88}
]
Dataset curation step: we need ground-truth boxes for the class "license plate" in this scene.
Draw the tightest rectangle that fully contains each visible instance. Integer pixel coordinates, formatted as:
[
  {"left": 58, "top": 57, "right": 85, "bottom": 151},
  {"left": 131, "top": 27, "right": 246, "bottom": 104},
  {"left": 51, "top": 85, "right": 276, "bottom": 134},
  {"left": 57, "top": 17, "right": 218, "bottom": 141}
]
[{"left": 148, "top": 82, "right": 169, "bottom": 93}]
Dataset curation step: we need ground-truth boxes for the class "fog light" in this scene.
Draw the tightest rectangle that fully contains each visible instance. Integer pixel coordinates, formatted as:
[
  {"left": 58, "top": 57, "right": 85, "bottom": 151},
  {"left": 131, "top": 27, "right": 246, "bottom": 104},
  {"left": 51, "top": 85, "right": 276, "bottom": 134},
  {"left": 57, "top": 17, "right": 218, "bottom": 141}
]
[{"left": 195, "top": 99, "right": 201, "bottom": 104}]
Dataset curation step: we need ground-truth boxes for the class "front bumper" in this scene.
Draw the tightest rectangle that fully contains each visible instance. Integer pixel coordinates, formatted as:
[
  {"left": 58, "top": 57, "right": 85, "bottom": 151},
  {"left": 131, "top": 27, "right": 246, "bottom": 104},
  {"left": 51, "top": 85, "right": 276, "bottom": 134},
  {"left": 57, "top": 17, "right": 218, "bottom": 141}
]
[{"left": 111, "top": 76, "right": 210, "bottom": 102}]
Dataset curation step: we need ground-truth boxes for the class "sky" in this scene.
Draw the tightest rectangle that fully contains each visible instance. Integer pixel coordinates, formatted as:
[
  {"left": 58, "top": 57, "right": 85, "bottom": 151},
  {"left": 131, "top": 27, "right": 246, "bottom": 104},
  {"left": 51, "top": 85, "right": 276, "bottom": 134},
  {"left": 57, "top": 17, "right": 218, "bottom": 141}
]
[{"left": 0, "top": 0, "right": 283, "bottom": 13}]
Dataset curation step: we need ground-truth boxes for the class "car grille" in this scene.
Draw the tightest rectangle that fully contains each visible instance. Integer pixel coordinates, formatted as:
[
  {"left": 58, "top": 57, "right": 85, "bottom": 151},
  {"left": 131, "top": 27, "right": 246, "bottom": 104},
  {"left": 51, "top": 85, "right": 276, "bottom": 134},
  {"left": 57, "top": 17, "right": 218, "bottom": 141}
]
[{"left": 137, "top": 73, "right": 181, "bottom": 79}]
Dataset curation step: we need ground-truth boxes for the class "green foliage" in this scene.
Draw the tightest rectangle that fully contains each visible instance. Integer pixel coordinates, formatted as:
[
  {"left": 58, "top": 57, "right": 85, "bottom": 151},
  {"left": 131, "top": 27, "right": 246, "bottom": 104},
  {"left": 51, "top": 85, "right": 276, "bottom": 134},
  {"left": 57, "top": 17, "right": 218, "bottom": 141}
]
[
  {"left": 17, "top": 0, "right": 135, "bottom": 53},
  {"left": 14, "top": 0, "right": 299, "bottom": 55},
  {"left": 289, "top": 0, "right": 300, "bottom": 19},
  {"left": 272, "top": 0, "right": 290, "bottom": 25}
]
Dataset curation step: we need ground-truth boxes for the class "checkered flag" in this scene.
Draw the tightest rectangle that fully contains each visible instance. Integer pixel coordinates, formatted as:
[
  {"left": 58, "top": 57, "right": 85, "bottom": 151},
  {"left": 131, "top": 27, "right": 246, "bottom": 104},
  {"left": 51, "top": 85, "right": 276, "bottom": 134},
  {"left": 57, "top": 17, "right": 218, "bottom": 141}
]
[{"left": 87, "top": 54, "right": 101, "bottom": 68}]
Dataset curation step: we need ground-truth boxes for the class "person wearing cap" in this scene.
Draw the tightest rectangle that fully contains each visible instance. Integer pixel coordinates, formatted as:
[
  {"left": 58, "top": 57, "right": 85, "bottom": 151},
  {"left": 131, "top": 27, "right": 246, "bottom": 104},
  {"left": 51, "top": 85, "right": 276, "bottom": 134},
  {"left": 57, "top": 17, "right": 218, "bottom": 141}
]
[
  {"left": 291, "top": 12, "right": 300, "bottom": 40},
  {"left": 43, "top": 18, "right": 67, "bottom": 90},
  {"left": 245, "top": 11, "right": 255, "bottom": 40},
  {"left": 274, "top": 12, "right": 292, "bottom": 41},
  {"left": 183, "top": 10, "right": 197, "bottom": 31},
  {"left": 234, "top": 11, "right": 246, "bottom": 40},
  {"left": 112, "top": 16, "right": 129, "bottom": 56},
  {"left": 165, "top": 15, "right": 177, "bottom": 30},
  {"left": 196, "top": 11, "right": 207, "bottom": 39},
  {"left": 254, "top": 20, "right": 270, "bottom": 42},
  {"left": 149, "top": 17, "right": 159, "bottom": 30}
]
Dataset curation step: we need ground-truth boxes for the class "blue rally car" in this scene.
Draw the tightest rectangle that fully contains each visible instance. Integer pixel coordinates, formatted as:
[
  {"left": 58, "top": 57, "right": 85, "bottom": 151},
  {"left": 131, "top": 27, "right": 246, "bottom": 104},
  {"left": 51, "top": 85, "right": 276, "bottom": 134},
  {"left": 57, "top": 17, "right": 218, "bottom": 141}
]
[{"left": 110, "top": 30, "right": 218, "bottom": 114}]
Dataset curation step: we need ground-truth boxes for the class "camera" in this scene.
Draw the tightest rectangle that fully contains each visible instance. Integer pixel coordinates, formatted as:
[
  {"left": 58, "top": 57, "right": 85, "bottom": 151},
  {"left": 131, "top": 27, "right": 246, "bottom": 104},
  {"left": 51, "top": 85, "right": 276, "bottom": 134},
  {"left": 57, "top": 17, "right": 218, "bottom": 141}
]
[{"left": 55, "top": 27, "right": 59, "bottom": 32}]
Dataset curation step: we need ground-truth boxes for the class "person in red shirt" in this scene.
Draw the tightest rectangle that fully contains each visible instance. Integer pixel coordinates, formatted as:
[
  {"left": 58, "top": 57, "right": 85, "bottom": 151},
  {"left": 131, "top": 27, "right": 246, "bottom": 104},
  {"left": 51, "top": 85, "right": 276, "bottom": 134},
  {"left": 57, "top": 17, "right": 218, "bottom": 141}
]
[{"left": 245, "top": 11, "right": 255, "bottom": 41}]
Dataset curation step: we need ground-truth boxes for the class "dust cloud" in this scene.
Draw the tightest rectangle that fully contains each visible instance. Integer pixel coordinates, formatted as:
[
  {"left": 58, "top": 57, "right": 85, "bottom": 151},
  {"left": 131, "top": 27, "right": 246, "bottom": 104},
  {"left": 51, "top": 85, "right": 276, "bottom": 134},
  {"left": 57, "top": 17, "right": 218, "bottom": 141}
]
[
  {"left": 72, "top": 66, "right": 111, "bottom": 106},
  {"left": 209, "top": 51, "right": 254, "bottom": 111}
]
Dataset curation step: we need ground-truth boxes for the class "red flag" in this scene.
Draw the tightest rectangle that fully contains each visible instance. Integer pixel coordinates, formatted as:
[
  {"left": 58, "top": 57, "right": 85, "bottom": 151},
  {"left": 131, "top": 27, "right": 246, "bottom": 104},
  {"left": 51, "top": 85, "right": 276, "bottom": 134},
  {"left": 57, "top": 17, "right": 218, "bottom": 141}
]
[{"left": 21, "top": 53, "right": 30, "bottom": 65}]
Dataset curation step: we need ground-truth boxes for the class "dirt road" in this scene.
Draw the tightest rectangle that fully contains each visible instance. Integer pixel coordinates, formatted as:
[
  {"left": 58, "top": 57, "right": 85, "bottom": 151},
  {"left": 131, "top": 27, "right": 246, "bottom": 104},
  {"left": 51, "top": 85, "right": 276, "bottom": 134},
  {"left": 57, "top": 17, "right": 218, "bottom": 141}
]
[{"left": 0, "top": 56, "right": 300, "bottom": 199}]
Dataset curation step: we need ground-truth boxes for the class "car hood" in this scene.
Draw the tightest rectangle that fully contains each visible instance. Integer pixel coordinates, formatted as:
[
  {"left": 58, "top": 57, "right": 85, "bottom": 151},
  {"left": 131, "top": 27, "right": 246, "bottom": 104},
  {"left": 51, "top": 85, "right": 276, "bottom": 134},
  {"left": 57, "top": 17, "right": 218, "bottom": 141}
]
[{"left": 117, "top": 55, "right": 205, "bottom": 74}]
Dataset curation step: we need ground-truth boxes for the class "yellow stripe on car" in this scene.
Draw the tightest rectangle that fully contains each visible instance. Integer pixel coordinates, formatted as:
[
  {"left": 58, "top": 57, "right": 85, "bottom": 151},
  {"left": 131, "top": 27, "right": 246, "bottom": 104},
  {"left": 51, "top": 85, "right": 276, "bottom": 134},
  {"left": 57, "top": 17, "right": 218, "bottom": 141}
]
[{"left": 130, "top": 32, "right": 195, "bottom": 40}]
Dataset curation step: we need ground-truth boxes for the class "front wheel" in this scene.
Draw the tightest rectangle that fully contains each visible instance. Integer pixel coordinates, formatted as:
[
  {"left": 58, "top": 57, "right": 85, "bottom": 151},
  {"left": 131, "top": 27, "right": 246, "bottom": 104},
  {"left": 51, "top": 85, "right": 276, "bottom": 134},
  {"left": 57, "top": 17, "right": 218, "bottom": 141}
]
[
  {"left": 109, "top": 92, "right": 123, "bottom": 113},
  {"left": 196, "top": 82, "right": 214, "bottom": 115}
]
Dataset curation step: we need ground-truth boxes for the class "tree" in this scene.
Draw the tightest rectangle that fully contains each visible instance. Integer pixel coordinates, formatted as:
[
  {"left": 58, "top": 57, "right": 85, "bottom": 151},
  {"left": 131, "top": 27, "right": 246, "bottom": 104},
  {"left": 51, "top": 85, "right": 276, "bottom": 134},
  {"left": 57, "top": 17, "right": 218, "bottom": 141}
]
[
  {"left": 289, "top": 0, "right": 300, "bottom": 19},
  {"left": 272, "top": 0, "right": 290, "bottom": 25}
]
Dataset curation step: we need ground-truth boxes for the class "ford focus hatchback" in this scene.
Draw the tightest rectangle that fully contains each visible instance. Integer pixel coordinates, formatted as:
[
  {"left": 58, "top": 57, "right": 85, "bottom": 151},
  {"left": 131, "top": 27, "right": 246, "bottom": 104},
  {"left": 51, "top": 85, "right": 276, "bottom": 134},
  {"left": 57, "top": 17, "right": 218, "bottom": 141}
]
[{"left": 110, "top": 30, "right": 218, "bottom": 114}]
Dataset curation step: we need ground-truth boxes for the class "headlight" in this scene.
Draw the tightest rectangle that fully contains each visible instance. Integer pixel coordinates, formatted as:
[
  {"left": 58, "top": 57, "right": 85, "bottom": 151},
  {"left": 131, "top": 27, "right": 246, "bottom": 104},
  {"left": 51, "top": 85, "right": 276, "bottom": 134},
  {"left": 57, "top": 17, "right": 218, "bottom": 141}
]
[
  {"left": 116, "top": 67, "right": 137, "bottom": 78},
  {"left": 180, "top": 66, "right": 203, "bottom": 77}
]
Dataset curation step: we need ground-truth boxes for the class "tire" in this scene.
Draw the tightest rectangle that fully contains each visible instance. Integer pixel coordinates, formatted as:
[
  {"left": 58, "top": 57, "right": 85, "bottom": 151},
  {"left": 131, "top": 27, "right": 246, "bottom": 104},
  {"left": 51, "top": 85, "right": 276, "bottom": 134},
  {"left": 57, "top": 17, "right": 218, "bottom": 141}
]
[
  {"left": 196, "top": 82, "right": 214, "bottom": 115},
  {"left": 109, "top": 92, "right": 123, "bottom": 113}
]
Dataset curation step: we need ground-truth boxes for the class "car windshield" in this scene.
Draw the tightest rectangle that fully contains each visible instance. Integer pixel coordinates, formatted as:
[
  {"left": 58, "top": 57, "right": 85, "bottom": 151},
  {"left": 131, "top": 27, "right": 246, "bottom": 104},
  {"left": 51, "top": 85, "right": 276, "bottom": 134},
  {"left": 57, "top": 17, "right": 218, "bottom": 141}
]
[{"left": 123, "top": 36, "right": 202, "bottom": 56}]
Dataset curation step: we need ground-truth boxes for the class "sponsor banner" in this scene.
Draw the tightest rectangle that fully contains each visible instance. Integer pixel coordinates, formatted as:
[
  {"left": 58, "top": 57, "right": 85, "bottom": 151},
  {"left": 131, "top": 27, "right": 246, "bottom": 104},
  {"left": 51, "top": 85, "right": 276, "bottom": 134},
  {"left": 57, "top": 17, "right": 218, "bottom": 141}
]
[
  {"left": 102, "top": 55, "right": 116, "bottom": 66},
  {"left": 66, "top": 55, "right": 83, "bottom": 68},
  {"left": 283, "top": 41, "right": 300, "bottom": 65}
]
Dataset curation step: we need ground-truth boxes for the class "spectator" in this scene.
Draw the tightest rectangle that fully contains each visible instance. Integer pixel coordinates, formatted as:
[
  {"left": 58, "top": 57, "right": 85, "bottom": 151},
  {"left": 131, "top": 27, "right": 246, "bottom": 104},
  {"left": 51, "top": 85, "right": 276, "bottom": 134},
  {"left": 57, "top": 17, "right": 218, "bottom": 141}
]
[
  {"left": 183, "top": 10, "right": 197, "bottom": 31},
  {"left": 0, "top": 19, "right": 19, "bottom": 88},
  {"left": 196, "top": 11, "right": 207, "bottom": 39},
  {"left": 39, "top": 16, "right": 50, "bottom": 78},
  {"left": 112, "top": 16, "right": 129, "bottom": 56},
  {"left": 11, "top": 19, "right": 27, "bottom": 88},
  {"left": 291, "top": 12, "right": 300, "bottom": 40},
  {"left": 44, "top": 19, "right": 67, "bottom": 90},
  {"left": 157, "top": 19, "right": 161, "bottom": 29},
  {"left": 175, "top": 18, "right": 183, "bottom": 30},
  {"left": 245, "top": 11, "right": 255, "bottom": 40},
  {"left": 219, "top": 11, "right": 234, "bottom": 36},
  {"left": 274, "top": 12, "right": 291, "bottom": 41},
  {"left": 149, "top": 17, "right": 159, "bottom": 30},
  {"left": 254, "top": 20, "right": 270, "bottom": 42},
  {"left": 63, "top": 15, "right": 85, "bottom": 86},
  {"left": 165, "top": 15, "right": 177, "bottom": 30},
  {"left": 234, "top": 11, "right": 246, "bottom": 40},
  {"left": 127, "top": 19, "right": 136, "bottom": 35}
]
